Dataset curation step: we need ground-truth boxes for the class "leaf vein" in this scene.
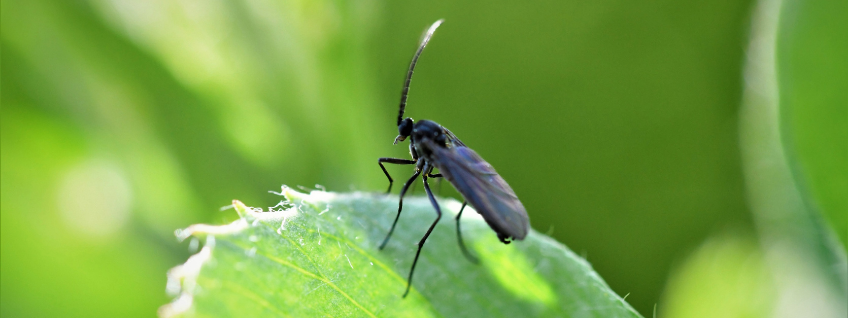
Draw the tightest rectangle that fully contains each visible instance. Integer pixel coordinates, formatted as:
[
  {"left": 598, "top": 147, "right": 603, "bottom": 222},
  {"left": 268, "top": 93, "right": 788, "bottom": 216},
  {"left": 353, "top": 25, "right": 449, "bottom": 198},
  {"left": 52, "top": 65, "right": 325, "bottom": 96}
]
[{"left": 231, "top": 241, "right": 377, "bottom": 318}]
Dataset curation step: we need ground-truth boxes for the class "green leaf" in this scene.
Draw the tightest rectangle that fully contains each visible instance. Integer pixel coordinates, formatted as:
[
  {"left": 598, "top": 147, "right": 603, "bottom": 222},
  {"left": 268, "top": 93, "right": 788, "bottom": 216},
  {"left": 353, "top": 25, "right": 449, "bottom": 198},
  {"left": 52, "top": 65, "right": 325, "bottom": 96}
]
[
  {"left": 159, "top": 188, "right": 641, "bottom": 318},
  {"left": 659, "top": 233, "right": 775, "bottom": 318},
  {"left": 777, "top": 0, "right": 848, "bottom": 255}
]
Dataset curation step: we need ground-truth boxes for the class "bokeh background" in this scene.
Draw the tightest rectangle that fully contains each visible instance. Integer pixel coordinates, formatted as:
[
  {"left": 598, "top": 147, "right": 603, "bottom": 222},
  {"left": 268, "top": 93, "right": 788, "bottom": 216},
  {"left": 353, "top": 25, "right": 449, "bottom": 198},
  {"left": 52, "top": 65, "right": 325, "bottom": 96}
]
[{"left": 1, "top": 0, "right": 845, "bottom": 317}]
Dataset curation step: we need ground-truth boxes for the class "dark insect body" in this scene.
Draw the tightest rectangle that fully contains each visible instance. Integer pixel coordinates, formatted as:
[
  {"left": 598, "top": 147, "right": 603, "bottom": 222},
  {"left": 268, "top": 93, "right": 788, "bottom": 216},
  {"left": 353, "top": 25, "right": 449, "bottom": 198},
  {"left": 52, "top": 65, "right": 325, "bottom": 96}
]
[{"left": 377, "top": 20, "right": 530, "bottom": 297}]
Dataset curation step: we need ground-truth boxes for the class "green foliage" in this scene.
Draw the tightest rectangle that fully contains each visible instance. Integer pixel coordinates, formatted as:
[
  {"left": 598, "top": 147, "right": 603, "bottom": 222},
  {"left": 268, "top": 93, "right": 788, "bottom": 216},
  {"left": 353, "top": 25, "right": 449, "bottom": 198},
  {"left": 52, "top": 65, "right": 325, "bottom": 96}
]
[
  {"left": 161, "top": 188, "right": 641, "bottom": 318},
  {"left": 660, "top": 234, "right": 774, "bottom": 318},
  {"left": 778, "top": 0, "right": 848, "bottom": 256},
  {"left": 5, "top": 0, "right": 843, "bottom": 316}
]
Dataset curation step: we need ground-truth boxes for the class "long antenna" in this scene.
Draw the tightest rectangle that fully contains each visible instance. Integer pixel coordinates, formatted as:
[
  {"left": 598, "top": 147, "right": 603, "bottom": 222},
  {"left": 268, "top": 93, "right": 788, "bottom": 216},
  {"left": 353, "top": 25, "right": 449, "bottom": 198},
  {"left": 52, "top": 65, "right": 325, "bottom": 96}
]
[{"left": 397, "top": 19, "right": 444, "bottom": 126}]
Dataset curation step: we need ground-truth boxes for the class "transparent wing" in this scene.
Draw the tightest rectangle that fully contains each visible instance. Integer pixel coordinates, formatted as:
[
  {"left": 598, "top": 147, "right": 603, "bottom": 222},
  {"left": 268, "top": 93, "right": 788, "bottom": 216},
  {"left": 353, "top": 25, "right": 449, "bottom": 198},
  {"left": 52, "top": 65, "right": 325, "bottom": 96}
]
[
  {"left": 428, "top": 141, "right": 529, "bottom": 240},
  {"left": 443, "top": 127, "right": 466, "bottom": 147}
]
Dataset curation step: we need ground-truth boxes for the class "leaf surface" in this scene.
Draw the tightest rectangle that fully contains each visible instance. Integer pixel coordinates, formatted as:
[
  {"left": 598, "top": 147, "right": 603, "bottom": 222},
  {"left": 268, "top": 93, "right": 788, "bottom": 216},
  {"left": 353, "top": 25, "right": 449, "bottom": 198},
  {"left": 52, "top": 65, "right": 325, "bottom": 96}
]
[{"left": 160, "top": 188, "right": 642, "bottom": 318}]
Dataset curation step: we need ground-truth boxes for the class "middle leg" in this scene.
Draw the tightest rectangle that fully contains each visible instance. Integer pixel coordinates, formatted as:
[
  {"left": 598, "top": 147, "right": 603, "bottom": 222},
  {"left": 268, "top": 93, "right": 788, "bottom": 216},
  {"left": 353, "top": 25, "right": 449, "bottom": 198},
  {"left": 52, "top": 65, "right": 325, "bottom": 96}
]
[
  {"left": 379, "top": 169, "right": 421, "bottom": 250},
  {"left": 426, "top": 173, "right": 476, "bottom": 262},
  {"left": 403, "top": 171, "right": 442, "bottom": 298},
  {"left": 427, "top": 173, "right": 443, "bottom": 196}
]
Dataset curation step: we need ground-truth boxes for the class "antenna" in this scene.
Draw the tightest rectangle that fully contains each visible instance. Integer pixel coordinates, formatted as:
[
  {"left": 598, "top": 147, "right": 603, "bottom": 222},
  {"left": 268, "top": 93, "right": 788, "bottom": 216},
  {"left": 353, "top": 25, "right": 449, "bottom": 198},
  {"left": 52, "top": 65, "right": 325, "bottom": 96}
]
[{"left": 397, "top": 19, "right": 444, "bottom": 126}]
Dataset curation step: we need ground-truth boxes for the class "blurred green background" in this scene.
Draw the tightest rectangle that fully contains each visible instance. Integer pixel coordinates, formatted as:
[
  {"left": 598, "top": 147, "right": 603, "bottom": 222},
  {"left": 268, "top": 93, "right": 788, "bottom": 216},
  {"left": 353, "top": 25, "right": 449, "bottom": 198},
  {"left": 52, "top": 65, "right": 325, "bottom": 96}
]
[{"left": 1, "top": 0, "right": 844, "bottom": 317}]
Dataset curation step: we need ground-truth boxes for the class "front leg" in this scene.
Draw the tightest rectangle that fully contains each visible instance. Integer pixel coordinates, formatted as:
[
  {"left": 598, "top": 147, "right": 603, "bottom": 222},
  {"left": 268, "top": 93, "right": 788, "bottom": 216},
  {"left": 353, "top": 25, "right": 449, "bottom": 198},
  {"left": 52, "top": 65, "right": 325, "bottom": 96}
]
[{"left": 378, "top": 157, "right": 416, "bottom": 193}]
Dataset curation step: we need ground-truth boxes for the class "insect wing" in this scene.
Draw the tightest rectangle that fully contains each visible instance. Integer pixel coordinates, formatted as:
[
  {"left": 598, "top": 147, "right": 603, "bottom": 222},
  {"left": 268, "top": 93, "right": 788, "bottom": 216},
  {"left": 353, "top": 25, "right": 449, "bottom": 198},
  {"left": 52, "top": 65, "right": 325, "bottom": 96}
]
[
  {"left": 430, "top": 142, "right": 529, "bottom": 240},
  {"left": 443, "top": 127, "right": 466, "bottom": 147}
]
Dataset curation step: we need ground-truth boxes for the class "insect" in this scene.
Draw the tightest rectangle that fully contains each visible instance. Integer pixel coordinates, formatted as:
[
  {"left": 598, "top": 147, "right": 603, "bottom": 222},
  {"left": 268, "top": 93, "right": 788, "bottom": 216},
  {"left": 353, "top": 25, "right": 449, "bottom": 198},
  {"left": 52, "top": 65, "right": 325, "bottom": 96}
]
[{"left": 377, "top": 19, "right": 530, "bottom": 297}]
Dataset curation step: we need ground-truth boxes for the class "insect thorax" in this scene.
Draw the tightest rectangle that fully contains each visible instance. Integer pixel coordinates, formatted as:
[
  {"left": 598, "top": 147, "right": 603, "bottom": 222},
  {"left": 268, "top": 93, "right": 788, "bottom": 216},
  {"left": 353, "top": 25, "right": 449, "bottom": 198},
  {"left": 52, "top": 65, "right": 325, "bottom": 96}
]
[{"left": 411, "top": 120, "right": 448, "bottom": 159}]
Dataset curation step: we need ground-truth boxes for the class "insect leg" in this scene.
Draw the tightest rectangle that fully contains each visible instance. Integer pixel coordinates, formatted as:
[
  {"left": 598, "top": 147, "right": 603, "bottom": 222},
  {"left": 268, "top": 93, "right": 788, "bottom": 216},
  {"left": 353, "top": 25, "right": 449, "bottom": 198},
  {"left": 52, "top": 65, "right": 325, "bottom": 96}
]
[
  {"left": 425, "top": 171, "right": 476, "bottom": 262},
  {"left": 378, "top": 158, "right": 416, "bottom": 193},
  {"left": 379, "top": 169, "right": 421, "bottom": 250},
  {"left": 455, "top": 201, "right": 479, "bottom": 264},
  {"left": 409, "top": 179, "right": 418, "bottom": 194},
  {"left": 403, "top": 173, "right": 442, "bottom": 298},
  {"left": 413, "top": 168, "right": 440, "bottom": 194},
  {"left": 426, "top": 173, "right": 443, "bottom": 195}
]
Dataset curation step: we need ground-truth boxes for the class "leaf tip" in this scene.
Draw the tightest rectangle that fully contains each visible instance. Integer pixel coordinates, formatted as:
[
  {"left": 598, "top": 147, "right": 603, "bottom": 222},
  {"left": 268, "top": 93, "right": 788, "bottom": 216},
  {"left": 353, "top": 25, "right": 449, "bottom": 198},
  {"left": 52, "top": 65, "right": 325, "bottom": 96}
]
[{"left": 232, "top": 199, "right": 251, "bottom": 219}]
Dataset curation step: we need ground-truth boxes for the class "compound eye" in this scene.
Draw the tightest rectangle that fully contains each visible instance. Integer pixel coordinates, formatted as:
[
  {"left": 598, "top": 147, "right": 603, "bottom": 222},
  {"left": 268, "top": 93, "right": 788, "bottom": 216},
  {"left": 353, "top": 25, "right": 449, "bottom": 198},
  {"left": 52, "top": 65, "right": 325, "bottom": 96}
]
[{"left": 398, "top": 118, "right": 414, "bottom": 136}]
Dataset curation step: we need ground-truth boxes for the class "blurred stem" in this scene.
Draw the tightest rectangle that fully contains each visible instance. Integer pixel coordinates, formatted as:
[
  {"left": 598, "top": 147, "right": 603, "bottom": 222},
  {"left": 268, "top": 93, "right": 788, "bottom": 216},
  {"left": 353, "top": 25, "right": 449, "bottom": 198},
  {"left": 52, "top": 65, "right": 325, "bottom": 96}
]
[{"left": 739, "top": 0, "right": 847, "bottom": 315}]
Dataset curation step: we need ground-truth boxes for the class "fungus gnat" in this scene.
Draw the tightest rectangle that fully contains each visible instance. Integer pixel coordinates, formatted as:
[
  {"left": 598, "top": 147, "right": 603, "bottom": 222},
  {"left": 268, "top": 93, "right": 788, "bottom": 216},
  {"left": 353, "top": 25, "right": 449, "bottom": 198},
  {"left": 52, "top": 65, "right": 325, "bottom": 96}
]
[{"left": 377, "top": 20, "right": 530, "bottom": 297}]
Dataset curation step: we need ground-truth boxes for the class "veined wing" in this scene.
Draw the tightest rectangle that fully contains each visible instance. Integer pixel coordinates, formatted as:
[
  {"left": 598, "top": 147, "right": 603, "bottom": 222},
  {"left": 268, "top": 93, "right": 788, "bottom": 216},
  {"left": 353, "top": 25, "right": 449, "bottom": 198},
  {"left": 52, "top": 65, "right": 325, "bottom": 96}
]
[
  {"left": 443, "top": 127, "right": 466, "bottom": 147},
  {"left": 427, "top": 140, "right": 529, "bottom": 240}
]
